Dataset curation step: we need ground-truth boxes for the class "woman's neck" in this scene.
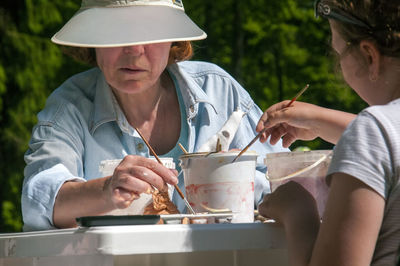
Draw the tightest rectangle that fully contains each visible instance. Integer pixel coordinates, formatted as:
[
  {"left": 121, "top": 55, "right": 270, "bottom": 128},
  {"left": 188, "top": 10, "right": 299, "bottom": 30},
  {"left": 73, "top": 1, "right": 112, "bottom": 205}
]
[
  {"left": 113, "top": 71, "right": 173, "bottom": 126},
  {"left": 112, "top": 71, "right": 181, "bottom": 154}
]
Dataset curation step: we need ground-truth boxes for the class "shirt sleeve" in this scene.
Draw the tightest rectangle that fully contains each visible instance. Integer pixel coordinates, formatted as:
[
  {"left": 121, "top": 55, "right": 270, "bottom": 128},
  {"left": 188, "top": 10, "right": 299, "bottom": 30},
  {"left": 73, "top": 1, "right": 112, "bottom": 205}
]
[
  {"left": 22, "top": 122, "right": 86, "bottom": 231},
  {"left": 327, "top": 111, "right": 391, "bottom": 199}
]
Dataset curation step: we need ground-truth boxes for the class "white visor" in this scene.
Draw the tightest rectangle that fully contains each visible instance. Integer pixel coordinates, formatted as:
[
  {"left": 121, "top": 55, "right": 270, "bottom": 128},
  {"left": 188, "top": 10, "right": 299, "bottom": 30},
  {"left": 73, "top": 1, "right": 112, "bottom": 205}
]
[{"left": 51, "top": 0, "right": 207, "bottom": 47}]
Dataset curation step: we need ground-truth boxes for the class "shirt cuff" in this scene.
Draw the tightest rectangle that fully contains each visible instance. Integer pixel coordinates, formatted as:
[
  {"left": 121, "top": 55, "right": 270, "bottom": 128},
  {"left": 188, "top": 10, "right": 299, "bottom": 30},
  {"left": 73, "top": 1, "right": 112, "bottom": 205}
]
[{"left": 22, "top": 163, "right": 85, "bottom": 231}]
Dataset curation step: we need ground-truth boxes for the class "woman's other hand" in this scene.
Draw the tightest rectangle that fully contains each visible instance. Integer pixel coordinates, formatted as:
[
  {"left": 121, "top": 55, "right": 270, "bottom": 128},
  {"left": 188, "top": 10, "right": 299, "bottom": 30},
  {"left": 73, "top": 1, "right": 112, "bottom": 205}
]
[{"left": 105, "top": 155, "right": 178, "bottom": 209}]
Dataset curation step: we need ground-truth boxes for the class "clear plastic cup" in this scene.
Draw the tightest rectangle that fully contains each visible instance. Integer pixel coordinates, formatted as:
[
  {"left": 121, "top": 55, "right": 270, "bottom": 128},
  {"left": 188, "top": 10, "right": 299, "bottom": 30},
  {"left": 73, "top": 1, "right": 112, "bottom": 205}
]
[{"left": 265, "top": 150, "right": 332, "bottom": 217}]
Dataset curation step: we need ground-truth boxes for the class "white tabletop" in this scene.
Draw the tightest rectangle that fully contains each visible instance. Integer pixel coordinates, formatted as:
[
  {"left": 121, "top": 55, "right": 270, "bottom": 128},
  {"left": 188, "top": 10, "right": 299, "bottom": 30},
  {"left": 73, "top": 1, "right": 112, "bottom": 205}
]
[{"left": 0, "top": 223, "right": 288, "bottom": 266}]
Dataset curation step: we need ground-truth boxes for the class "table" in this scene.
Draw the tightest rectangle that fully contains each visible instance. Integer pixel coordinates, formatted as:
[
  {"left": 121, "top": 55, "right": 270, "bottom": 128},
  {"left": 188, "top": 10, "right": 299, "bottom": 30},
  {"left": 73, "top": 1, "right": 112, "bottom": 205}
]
[{"left": 0, "top": 223, "right": 288, "bottom": 266}]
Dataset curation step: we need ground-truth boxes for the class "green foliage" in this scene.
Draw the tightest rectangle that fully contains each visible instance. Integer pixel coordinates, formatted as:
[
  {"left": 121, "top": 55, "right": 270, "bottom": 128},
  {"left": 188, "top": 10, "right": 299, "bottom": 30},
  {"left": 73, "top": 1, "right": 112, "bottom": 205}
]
[
  {"left": 0, "top": 64, "right": 6, "bottom": 114},
  {"left": 185, "top": 0, "right": 366, "bottom": 150},
  {"left": 0, "top": 0, "right": 86, "bottom": 232},
  {"left": 0, "top": 0, "right": 367, "bottom": 232}
]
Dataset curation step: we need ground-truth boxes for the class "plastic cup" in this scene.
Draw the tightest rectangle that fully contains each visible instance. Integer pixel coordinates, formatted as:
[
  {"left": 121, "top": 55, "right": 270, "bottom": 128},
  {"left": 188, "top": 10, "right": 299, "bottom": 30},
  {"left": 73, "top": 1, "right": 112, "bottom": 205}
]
[
  {"left": 180, "top": 151, "right": 257, "bottom": 223},
  {"left": 265, "top": 150, "right": 332, "bottom": 217},
  {"left": 99, "top": 157, "right": 175, "bottom": 215}
]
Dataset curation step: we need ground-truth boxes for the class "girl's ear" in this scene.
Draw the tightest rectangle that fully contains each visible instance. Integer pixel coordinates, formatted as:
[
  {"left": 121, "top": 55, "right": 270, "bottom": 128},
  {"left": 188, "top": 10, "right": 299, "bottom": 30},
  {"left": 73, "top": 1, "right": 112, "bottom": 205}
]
[{"left": 359, "top": 40, "right": 381, "bottom": 81}]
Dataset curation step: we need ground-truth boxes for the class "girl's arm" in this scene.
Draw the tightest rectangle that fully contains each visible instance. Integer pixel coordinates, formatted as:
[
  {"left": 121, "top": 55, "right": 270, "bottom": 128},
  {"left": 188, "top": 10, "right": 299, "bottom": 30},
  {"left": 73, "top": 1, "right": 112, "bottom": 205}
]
[
  {"left": 259, "top": 173, "right": 384, "bottom": 266},
  {"left": 257, "top": 101, "right": 356, "bottom": 147}
]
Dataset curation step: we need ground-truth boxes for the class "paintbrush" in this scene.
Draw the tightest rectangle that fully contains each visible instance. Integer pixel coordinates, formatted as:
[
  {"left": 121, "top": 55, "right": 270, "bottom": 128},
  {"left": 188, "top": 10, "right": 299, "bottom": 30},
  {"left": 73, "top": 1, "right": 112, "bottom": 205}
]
[
  {"left": 134, "top": 127, "right": 196, "bottom": 214},
  {"left": 178, "top": 143, "right": 188, "bottom": 154},
  {"left": 232, "top": 84, "right": 309, "bottom": 163}
]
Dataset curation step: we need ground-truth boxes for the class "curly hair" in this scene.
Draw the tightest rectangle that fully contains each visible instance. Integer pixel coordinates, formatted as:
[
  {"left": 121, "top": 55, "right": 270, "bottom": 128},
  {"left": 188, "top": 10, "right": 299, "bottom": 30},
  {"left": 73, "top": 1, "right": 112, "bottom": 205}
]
[{"left": 61, "top": 41, "right": 193, "bottom": 66}]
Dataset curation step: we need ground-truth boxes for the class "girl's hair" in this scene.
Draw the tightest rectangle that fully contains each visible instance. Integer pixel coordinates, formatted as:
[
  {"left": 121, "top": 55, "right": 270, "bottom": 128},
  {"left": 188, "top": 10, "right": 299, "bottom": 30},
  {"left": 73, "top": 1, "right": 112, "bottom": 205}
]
[
  {"left": 61, "top": 41, "right": 193, "bottom": 66},
  {"left": 323, "top": 0, "right": 400, "bottom": 57}
]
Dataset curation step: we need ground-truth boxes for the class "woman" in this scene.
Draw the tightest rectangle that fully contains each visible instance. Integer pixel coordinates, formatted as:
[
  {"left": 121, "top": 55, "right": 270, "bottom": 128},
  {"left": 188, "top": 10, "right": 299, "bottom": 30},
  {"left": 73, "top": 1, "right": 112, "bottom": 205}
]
[
  {"left": 22, "top": 0, "right": 287, "bottom": 231},
  {"left": 257, "top": 0, "right": 400, "bottom": 265}
]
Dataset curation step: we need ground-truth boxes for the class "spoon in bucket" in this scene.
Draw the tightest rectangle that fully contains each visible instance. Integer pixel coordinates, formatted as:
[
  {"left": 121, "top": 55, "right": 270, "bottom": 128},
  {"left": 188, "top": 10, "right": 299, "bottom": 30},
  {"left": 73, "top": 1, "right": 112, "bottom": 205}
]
[
  {"left": 232, "top": 84, "right": 310, "bottom": 163},
  {"left": 134, "top": 127, "right": 196, "bottom": 214}
]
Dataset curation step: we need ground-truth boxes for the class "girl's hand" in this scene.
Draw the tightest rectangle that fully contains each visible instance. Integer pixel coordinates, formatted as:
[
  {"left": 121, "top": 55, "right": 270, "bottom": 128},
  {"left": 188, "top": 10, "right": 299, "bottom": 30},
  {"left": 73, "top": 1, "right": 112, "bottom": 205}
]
[
  {"left": 258, "top": 181, "right": 319, "bottom": 225},
  {"left": 257, "top": 100, "right": 356, "bottom": 146},
  {"left": 256, "top": 101, "right": 322, "bottom": 148}
]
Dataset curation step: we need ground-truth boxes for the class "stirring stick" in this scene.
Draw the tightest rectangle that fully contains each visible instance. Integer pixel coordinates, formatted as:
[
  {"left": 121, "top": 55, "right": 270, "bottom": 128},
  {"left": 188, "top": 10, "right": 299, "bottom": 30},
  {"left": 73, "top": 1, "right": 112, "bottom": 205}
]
[
  {"left": 178, "top": 143, "right": 188, "bottom": 154},
  {"left": 232, "top": 84, "right": 310, "bottom": 163},
  {"left": 134, "top": 127, "right": 196, "bottom": 214},
  {"left": 284, "top": 84, "right": 309, "bottom": 108}
]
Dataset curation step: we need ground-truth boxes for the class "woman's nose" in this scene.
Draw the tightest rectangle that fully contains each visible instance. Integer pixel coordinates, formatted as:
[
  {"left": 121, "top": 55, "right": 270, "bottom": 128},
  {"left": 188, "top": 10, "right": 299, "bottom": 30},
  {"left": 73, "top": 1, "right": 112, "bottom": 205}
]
[{"left": 123, "top": 45, "right": 144, "bottom": 56}]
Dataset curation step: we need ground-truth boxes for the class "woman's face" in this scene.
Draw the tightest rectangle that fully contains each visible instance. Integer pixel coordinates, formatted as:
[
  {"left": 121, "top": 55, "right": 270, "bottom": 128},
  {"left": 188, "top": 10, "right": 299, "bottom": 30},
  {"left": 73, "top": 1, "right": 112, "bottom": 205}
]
[{"left": 96, "top": 42, "right": 172, "bottom": 94}]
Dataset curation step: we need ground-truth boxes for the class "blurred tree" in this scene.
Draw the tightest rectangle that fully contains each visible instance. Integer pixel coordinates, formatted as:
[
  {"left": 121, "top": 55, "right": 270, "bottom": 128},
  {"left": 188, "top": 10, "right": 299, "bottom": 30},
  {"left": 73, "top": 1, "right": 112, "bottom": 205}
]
[
  {"left": 0, "top": 0, "right": 367, "bottom": 232},
  {"left": 0, "top": 0, "right": 87, "bottom": 232},
  {"left": 185, "top": 0, "right": 366, "bottom": 151}
]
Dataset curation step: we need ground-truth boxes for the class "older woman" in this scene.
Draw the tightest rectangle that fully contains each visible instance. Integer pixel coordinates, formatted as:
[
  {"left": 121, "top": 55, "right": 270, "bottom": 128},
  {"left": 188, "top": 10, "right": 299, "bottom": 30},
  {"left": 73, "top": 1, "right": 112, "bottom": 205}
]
[{"left": 22, "top": 0, "right": 287, "bottom": 231}]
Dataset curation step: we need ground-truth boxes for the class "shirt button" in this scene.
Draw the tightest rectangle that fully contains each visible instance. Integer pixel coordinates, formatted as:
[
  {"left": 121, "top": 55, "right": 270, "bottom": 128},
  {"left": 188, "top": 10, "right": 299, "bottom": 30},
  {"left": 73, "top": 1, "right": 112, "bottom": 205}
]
[
  {"left": 190, "top": 105, "right": 195, "bottom": 113},
  {"left": 137, "top": 143, "right": 145, "bottom": 151}
]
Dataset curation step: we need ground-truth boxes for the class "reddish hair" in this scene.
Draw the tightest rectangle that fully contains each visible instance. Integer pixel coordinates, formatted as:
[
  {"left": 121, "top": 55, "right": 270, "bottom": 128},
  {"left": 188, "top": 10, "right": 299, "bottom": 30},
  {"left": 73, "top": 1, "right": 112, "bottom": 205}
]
[{"left": 62, "top": 41, "right": 193, "bottom": 66}]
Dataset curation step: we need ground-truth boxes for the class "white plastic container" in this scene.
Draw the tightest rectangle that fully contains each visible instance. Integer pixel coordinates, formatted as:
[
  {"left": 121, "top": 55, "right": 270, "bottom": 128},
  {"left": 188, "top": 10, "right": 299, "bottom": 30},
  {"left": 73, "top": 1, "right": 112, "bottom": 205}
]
[
  {"left": 180, "top": 151, "right": 258, "bottom": 223},
  {"left": 265, "top": 150, "right": 332, "bottom": 217},
  {"left": 99, "top": 157, "right": 175, "bottom": 215}
]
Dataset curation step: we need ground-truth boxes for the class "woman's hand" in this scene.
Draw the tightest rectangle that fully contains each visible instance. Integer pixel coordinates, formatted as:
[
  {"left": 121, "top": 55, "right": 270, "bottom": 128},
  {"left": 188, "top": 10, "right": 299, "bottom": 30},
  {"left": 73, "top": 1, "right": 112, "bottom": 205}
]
[
  {"left": 53, "top": 155, "right": 178, "bottom": 228},
  {"left": 256, "top": 101, "right": 356, "bottom": 147},
  {"left": 105, "top": 155, "right": 178, "bottom": 209}
]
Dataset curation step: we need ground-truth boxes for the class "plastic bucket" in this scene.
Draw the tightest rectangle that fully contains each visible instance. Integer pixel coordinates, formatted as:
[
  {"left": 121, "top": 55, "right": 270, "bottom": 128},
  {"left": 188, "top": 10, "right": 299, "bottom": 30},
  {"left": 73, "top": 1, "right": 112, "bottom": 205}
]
[
  {"left": 180, "top": 151, "right": 257, "bottom": 223},
  {"left": 99, "top": 157, "right": 175, "bottom": 215},
  {"left": 265, "top": 150, "right": 332, "bottom": 217}
]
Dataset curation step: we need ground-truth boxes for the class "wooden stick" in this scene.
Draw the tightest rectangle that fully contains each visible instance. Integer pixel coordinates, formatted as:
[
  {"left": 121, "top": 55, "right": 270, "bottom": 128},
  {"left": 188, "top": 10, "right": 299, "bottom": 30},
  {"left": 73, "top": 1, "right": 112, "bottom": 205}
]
[
  {"left": 178, "top": 143, "right": 188, "bottom": 154},
  {"left": 134, "top": 127, "right": 195, "bottom": 214},
  {"left": 134, "top": 128, "right": 162, "bottom": 164},
  {"left": 285, "top": 84, "right": 309, "bottom": 109}
]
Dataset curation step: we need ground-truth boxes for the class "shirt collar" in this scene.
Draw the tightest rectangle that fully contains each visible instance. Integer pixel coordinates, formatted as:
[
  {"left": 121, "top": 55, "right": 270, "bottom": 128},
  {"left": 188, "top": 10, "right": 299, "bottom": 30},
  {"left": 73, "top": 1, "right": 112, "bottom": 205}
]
[
  {"left": 167, "top": 63, "right": 218, "bottom": 118},
  {"left": 90, "top": 69, "right": 118, "bottom": 134},
  {"left": 111, "top": 93, "right": 136, "bottom": 135}
]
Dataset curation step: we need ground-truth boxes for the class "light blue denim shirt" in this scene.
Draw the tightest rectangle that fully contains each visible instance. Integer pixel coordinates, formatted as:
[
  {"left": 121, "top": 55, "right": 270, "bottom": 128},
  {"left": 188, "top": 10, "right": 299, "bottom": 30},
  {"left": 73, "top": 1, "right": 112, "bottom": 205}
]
[{"left": 22, "top": 61, "right": 288, "bottom": 231}]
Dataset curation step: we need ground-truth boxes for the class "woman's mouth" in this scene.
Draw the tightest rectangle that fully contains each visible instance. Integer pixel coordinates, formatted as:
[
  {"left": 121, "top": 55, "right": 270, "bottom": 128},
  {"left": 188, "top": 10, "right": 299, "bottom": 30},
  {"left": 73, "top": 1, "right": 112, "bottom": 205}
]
[
  {"left": 120, "top": 67, "right": 143, "bottom": 73},
  {"left": 120, "top": 67, "right": 145, "bottom": 74}
]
